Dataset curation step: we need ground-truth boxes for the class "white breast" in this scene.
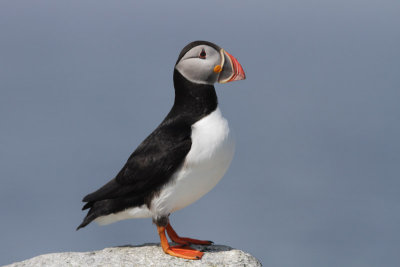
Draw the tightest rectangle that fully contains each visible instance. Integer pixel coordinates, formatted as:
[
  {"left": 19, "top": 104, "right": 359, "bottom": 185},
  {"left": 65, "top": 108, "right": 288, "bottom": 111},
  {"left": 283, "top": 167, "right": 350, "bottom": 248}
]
[
  {"left": 94, "top": 108, "right": 235, "bottom": 226},
  {"left": 150, "top": 108, "right": 235, "bottom": 217}
]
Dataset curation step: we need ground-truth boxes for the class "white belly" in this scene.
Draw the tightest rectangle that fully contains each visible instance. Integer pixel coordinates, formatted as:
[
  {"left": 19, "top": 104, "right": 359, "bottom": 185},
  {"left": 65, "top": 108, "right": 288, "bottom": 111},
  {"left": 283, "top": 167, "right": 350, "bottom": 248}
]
[
  {"left": 95, "top": 108, "right": 234, "bottom": 226},
  {"left": 150, "top": 108, "right": 235, "bottom": 217}
]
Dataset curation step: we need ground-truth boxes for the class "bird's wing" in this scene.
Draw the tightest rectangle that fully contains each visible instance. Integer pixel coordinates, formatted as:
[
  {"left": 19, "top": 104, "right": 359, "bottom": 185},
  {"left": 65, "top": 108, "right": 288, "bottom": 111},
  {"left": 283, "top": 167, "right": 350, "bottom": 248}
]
[{"left": 82, "top": 120, "right": 192, "bottom": 206}]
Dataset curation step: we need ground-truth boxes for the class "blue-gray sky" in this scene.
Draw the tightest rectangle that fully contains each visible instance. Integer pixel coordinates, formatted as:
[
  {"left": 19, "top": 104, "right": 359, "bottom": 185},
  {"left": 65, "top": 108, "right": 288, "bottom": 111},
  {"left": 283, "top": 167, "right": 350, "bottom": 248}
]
[{"left": 1, "top": 1, "right": 400, "bottom": 266}]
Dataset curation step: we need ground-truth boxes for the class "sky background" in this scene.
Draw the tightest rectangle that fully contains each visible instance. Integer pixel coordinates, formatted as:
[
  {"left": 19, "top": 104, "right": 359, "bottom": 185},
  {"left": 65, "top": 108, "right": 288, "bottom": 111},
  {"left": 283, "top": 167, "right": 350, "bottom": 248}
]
[{"left": 1, "top": 1, "right": 400, "bottom": 266}]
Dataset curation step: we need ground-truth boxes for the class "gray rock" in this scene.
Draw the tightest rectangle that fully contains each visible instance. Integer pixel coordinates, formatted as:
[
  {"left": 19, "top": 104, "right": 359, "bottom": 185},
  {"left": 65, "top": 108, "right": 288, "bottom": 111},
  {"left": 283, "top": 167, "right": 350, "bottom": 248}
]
[{"left": 5, "top": 243, "right": 262, "bottom": 267}]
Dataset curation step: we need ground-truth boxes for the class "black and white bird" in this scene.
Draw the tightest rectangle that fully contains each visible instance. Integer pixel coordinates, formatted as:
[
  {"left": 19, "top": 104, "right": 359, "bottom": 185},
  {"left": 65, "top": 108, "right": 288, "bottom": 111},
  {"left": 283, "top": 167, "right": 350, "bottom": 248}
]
[{"left": 77, "top": 41, "right": 245, "bottom": 260}]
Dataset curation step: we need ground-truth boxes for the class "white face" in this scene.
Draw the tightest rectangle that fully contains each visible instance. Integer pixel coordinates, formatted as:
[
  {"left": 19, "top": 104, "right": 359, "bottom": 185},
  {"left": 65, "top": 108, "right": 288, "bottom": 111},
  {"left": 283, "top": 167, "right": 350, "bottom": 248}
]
[{"left": 175, "top": 45, "right": 223, "bottom": 85}]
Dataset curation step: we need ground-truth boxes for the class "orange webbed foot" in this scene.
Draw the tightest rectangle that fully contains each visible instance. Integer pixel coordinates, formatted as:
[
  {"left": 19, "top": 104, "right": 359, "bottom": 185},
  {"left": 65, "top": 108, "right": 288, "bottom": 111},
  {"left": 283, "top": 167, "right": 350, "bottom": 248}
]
[
  {"left": 165, "top": 245, "right": 204, "bottom": 260},
  {"left": 166, "top": 223, "right": 213, "bottom": 246},
  {"left": 158, "top": 225, "right": 204, "bottom": 260}
]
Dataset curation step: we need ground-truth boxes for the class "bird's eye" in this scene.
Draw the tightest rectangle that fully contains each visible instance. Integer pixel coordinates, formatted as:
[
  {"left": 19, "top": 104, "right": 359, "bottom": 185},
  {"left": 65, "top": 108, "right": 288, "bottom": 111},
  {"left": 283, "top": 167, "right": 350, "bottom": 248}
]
[{"left": 199, "top": 49, "right": 206, "bottom": 59}]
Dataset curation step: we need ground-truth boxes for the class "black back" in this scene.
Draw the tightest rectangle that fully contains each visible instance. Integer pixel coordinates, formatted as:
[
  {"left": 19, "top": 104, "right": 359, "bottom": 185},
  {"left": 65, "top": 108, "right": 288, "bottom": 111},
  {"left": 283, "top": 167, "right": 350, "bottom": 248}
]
[{"left": 77, "top": 69, "right": 218, "bottom": 229}]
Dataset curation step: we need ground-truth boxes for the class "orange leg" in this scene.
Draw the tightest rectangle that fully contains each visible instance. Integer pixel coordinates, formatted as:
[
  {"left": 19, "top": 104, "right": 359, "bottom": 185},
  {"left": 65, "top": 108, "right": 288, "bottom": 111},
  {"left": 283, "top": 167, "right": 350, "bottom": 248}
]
[
  {"left": 157, "top": 226, "right": 204, "bottom": 260},
  {"left": 166, "top": 223, "right": 213, "bottom": 246}
]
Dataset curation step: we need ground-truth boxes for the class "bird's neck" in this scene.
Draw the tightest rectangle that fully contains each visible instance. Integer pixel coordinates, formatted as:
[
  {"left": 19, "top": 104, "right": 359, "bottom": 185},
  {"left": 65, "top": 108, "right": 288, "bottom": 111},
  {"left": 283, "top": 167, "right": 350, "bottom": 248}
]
[{"left": 171, "top": 69, "right": 218, "bottom": 120}]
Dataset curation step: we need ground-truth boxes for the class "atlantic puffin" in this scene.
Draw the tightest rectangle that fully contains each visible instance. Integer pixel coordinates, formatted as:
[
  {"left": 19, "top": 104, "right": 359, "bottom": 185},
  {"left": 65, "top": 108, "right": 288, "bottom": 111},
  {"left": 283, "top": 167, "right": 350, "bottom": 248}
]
[{"left": 77, "top": 41, "right": 246, "bottom": 260}]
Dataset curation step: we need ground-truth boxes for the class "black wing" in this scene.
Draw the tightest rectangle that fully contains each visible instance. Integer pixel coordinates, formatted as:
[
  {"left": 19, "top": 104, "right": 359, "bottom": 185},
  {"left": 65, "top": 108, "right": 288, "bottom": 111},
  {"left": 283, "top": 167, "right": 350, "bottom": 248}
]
[{"left": 77, "top": 118, "right": 192, "bottom": 229}]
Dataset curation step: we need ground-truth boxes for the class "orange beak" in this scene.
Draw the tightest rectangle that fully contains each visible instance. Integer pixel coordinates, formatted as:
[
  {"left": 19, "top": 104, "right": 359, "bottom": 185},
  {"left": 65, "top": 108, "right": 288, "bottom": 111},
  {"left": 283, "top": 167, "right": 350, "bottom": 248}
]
[{"left": 218, "top": 49, "right": 246, "bottom": 83}]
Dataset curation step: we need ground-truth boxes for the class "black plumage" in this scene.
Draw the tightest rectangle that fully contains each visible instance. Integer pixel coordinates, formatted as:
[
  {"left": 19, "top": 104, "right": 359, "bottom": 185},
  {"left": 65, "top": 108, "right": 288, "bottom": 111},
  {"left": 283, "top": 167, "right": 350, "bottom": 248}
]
[{"left": 77, "top": 68, "right": 218, "bottom": 230}]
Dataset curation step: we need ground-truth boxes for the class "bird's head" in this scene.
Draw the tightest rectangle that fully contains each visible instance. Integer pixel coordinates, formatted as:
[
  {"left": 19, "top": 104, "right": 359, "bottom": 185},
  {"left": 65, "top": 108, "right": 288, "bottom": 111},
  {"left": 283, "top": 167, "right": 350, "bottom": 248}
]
[{"left": 175, "top": 41, "right": 246, "bottom": 85}]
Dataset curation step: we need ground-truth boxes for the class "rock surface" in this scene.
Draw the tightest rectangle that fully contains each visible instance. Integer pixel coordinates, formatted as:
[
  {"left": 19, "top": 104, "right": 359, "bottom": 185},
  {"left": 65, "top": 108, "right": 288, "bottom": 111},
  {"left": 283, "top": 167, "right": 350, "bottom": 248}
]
[{"left": 5, "top": 243, "right": 262, "bottom": 267}]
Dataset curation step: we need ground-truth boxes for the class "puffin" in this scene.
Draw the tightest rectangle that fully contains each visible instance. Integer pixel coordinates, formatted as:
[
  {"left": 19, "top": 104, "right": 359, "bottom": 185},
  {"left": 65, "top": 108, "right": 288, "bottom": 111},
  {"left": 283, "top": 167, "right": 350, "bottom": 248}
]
[{"left": 77, "top": 40, "right": 245, "bottom": 260}]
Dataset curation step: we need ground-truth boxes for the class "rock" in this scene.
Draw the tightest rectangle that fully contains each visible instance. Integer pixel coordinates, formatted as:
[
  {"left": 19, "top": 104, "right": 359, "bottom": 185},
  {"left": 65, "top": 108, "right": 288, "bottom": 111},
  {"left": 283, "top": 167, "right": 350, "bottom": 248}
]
[{"left": 5, "top": 243, "right": 262, "bottom": 267}]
